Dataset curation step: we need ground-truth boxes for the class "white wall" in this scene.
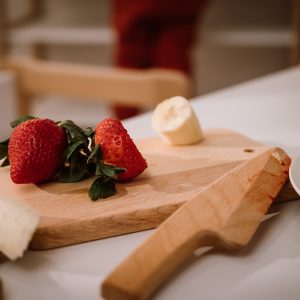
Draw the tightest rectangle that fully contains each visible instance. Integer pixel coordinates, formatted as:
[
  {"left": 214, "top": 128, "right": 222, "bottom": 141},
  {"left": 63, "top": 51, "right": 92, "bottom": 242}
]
[
  {"left": 0, "top": 72, "right": 17, "bottom": 139},
  {"left": 194, "top": 0, "right": 291, "bottom": 94}
]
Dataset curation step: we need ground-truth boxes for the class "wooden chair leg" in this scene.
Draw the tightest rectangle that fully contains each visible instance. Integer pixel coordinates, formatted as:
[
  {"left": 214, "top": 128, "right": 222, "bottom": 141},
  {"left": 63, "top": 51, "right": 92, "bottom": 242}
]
[
  {"left": 16, "top": 88, "right": 32, "bottom": 117},
  {"left": 292, "top": 0, "right": 300, "bottom": 65},
  {"left": 29, "top": 44, "right": 47, "bottom": 59}
]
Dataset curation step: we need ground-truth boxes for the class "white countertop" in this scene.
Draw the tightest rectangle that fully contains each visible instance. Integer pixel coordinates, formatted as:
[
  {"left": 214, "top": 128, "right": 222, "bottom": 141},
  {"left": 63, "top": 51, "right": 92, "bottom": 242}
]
[{"left": 1, "top": 66, "right": 300, "bottom": 300}]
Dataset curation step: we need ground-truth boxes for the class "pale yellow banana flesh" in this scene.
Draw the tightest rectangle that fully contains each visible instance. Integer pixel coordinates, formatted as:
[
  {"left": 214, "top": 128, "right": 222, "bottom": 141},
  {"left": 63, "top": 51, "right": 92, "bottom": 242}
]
[
  {"left": 0, "top": 197, "right": 39, "bottom": 260},
  {"left": 152, "top": 96, "right": 204, "bottom": 145}
]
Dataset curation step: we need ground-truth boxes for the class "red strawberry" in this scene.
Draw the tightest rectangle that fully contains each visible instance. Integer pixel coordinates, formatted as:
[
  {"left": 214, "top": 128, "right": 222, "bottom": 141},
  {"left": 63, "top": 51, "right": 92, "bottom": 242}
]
[
  {"left": 8, "top": 118, "right": 66, "bottom": 184},
  {"left": 95, "top": 118, "right": 147, "bottom": 182}
]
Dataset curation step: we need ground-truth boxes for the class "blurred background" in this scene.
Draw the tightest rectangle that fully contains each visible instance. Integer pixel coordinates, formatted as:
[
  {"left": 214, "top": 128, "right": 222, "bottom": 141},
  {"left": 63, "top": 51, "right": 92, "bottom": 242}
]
[{"left": 0, "top": 0, "right": 300, "bottom": 137}]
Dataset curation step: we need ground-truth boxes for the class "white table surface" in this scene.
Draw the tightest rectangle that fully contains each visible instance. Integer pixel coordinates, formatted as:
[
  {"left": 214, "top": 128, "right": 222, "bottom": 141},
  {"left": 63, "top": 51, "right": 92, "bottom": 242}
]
[{"left": 1, "top": 66, "right": 300, "bottom": 300}]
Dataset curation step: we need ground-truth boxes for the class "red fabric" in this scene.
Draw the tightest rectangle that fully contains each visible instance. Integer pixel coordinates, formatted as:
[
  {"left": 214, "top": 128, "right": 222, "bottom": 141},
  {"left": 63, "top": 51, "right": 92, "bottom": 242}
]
[
  {"left": 113, "top": 105, "right": 140, "bottom": 120},
  {"left": 112, "top": 0, "right": 208, "bottom": 119}
]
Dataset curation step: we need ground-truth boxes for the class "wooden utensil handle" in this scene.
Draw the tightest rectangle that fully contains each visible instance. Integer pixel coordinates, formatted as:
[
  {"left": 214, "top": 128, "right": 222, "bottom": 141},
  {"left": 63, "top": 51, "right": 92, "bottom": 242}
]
[
  {"left": 101, "top": 205, "right": 216, "bottom": 300},
  {"left": 102, "top": 147, "right": 290, "bottom": 300}
]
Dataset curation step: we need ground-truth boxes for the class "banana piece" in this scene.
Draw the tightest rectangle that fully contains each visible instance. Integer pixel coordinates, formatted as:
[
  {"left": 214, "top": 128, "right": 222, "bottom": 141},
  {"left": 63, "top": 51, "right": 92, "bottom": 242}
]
[
  {"left": 0, "top": 197, "right": 39, "bottom": 261},
  {"left": 152, "top": 96, "right": 204, "bottom": 145}
]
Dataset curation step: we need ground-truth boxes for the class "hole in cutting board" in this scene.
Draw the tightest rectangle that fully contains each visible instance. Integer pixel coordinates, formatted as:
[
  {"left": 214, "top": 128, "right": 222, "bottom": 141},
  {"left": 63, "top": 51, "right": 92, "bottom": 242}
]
[{"left": 244, "top": 148, "right": 255, "bottom": 153}]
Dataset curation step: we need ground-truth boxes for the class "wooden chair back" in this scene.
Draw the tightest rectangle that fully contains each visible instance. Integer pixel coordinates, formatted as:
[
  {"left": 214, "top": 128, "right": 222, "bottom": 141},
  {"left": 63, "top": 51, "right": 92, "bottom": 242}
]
[{"left": 4, "top": 58, "right": 191, "bottom": 117}]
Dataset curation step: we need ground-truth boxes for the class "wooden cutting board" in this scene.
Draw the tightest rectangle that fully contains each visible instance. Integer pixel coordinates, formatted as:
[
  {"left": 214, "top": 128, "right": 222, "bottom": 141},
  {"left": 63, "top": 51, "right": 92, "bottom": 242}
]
[{"left": 0, "top": 129, "right": 290, "bottom": 250}]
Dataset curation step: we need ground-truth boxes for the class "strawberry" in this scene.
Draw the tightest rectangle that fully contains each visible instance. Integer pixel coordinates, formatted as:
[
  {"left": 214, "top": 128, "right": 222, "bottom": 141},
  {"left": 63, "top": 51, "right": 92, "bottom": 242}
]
[
  {"left": 1, "top": 116, "right": 145, "bottom": 200},
  {"left": 95, "top": 118, "right": 147, "bottom": 182},
  {"left": 8, "top": 118, "right": 66, "bottom": 184}
]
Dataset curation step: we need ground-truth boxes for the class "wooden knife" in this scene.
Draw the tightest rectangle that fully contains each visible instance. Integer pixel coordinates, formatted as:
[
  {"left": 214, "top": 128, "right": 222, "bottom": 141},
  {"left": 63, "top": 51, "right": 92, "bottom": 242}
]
[{"left": 101, "top": 147, "right": 291, "bottom": 300}]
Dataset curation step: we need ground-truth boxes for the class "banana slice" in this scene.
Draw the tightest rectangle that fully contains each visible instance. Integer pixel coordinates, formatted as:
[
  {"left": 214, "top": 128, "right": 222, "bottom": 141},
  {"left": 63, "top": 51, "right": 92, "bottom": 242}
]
[
  {"left": 0, "top": 197, "right": 39, "bottom": 261},
  {"left": 152, "top": 96, "right": 204, "bottom": 145}
]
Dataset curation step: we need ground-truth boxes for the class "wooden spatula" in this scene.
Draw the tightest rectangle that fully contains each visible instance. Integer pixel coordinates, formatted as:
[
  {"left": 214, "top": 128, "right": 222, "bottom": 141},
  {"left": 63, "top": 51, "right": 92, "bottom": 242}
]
[{"left": 101, "top": 147, "right": 290, "bottom": 300}]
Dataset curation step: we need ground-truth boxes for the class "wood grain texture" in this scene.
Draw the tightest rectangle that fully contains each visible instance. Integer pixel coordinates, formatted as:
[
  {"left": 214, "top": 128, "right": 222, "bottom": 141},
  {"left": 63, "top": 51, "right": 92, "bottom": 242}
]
[
  {"left": 0, "top": 128, "right": 291, "bottom": 250},
  {"left": 102, "top": 148, "right": 291, "bottom": 300}
]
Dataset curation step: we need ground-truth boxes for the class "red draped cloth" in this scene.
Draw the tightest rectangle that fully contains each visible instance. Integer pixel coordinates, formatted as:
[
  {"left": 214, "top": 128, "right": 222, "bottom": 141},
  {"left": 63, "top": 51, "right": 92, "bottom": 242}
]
[{"left": 112, "top": 0, "right": 208, "bottom": 119}]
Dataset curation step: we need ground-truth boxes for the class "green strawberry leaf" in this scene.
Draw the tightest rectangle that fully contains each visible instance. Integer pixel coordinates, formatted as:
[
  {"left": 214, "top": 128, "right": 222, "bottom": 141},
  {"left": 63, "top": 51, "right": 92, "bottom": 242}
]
[
  {"left": 57, "top": 149, "right": 90, "bottom": 183},
  {"left": 69, "top": 152, "right": 84, "bottom": 177},
  {"left": 70, "top": 151, "right": 78, "bottom": 176},
  {"left": 57, "top": 167, "right": 78, "bottom": 183},
  {"left": 0, "top": 139, "right": 9, "bottom": 160},
  {"left": 84, "top": 127, "right": 94, "bottom": 137},
  {"left": 57, "top": 160, "right": 89, "bottom": 183},
  {"left": 87, "top": 144, "right": 125, "bottom": 179},
  {"left": 89, "top": 177, "right": 116, "bottom": 200},
  {"left": 87, "top": 144, "right": 102, "bottom": 163},
  {"left": 95, "top": 163, "right": 102, "bottom": 176},
  {"left": 96, "top": 162, "right": 125, "bottom": 178},
  {"left": 10, "top": 116, "right": 37, "bottom": 128},
  {"left": 59, "top": 120, "right": 86, "bottom": 143},
  {"left": 1, "top": 157, "right": 10, "bottom": 167},
  {"left": 66, "top": 140, "right": 84, "bottom": 160},
  {"left": 0, "top": 139, "right": 10, "bottom": 167},
  {"left": 57, "top": 120, "right": 97, "bottom": 184}
]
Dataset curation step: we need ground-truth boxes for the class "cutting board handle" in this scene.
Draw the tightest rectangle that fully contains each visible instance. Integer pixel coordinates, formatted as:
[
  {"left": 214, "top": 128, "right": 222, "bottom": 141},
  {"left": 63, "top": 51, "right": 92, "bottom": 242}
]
[{"left": 101, "top": 204, "right": 219, "bottom": 300}]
